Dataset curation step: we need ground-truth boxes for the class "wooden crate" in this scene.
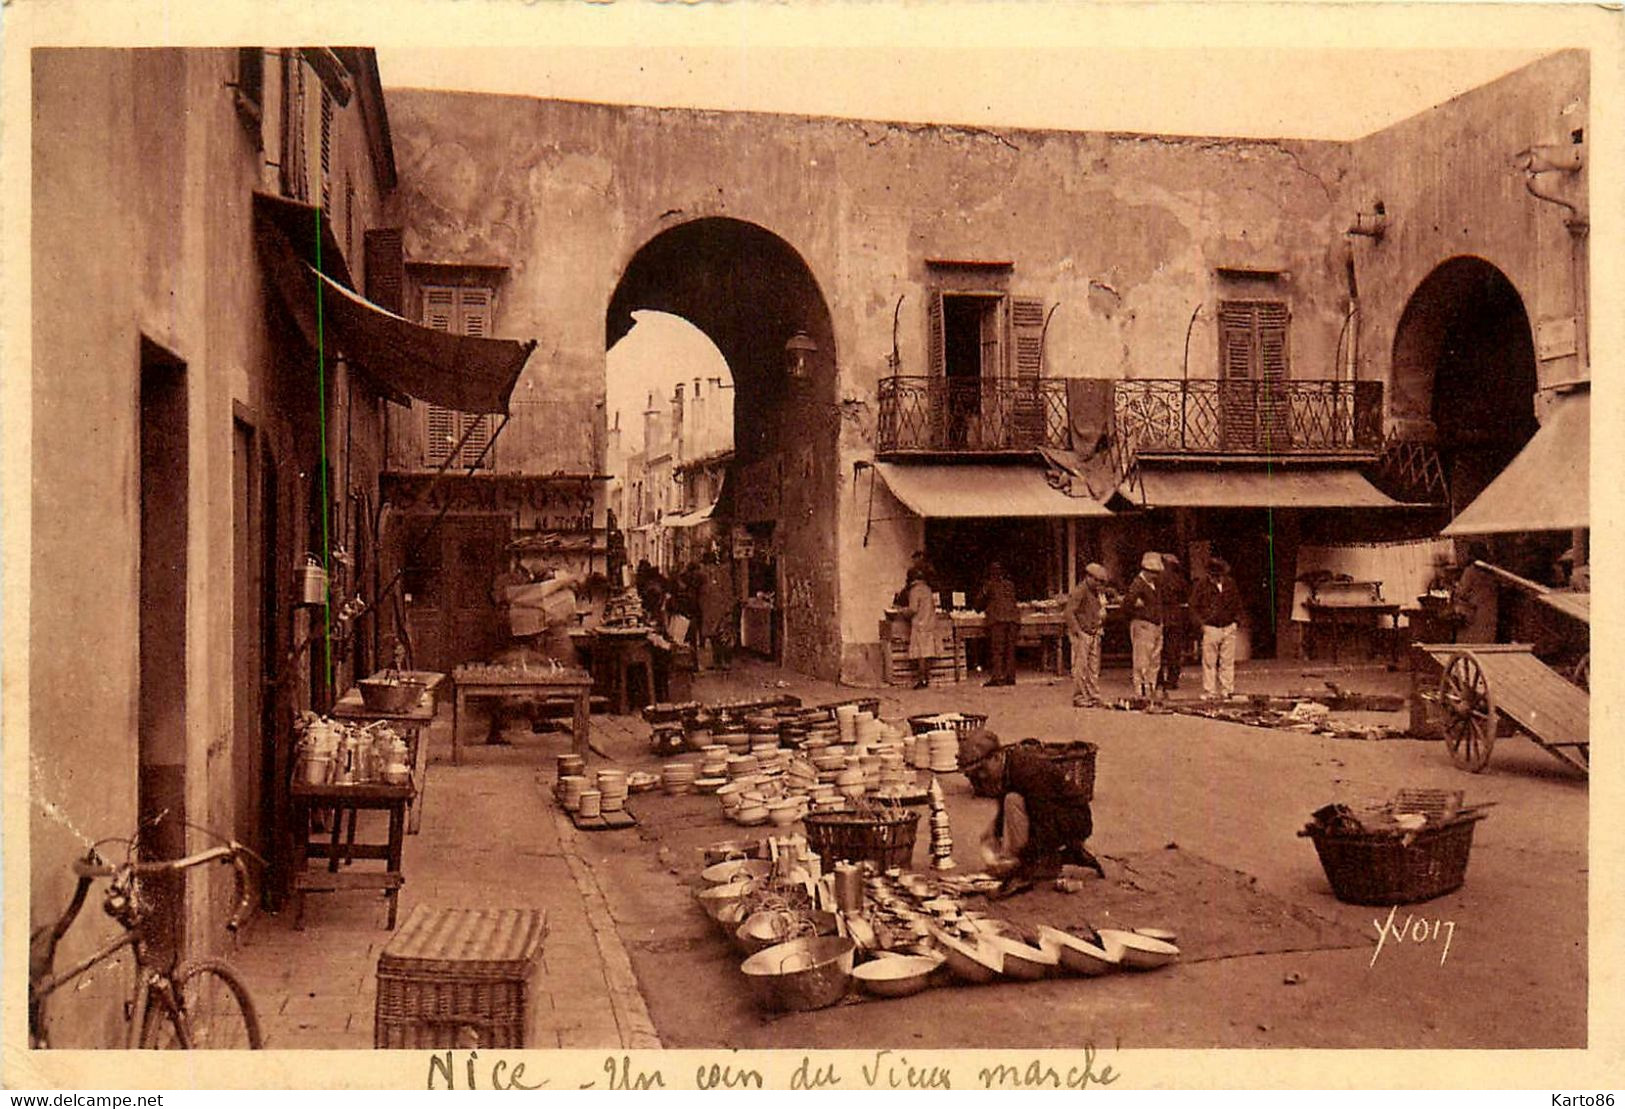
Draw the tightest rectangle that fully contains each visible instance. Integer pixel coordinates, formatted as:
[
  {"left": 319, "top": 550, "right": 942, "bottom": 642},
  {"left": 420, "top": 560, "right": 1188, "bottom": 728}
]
[
  {"left": 883, "top": 633, "right": 966, "bottom": 687},
  {"left": 375, "top": 906, "right": 547, "bottom": 1049}
]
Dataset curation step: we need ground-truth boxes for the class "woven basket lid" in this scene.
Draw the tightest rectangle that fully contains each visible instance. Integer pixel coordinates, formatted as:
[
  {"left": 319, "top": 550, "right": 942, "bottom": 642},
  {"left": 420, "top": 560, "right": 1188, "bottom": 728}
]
[{"left": 379, "top": 906, "right": 548, "bottom": 975}]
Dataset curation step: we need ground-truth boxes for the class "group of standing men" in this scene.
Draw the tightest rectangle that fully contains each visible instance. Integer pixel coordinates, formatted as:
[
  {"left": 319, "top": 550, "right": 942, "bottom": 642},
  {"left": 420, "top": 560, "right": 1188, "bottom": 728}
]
[{"left": 1063, "top": 551, "right": 1244, "bottom": 707}]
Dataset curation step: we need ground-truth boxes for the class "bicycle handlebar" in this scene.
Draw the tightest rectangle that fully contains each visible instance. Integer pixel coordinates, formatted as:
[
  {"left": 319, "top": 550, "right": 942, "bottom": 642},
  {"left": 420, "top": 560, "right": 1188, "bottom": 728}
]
[{"left": 70, "top": 843, "right": 259, "bottom": 930}]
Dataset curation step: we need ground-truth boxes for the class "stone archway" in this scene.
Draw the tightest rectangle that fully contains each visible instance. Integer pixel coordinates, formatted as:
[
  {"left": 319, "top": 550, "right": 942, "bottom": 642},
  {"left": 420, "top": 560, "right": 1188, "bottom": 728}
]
[
  {"left": 1390, "top": 256, "right": 1538, "bottom": 516},
  {"left": 607, "top": 217, "right": 841, "bottom": 678}
]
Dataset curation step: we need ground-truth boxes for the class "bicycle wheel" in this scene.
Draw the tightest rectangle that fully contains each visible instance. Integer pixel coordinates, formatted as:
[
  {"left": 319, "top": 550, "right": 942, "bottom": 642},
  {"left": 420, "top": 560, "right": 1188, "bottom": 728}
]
[{"left": 148, "top": 959, "right": 264, "bottom": 1049}]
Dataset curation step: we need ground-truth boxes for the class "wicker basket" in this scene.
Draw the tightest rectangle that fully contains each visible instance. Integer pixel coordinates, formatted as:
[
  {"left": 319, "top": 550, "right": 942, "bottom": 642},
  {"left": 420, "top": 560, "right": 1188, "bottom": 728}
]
[
  {"left": 375, "top": 906, "right": 548, "bottom": 1049},
  {"left": 1303, "top": 812, "right": 1484, "bottom": 906},
  {"left": 804, "top": 810, "right": 920, "bottom": 870},
  {"left": 1040, "top": 741, "right": 1097, "bottom": 804},
  {"left": 907, "top": 712, "right": 989, "bottom": 736}
]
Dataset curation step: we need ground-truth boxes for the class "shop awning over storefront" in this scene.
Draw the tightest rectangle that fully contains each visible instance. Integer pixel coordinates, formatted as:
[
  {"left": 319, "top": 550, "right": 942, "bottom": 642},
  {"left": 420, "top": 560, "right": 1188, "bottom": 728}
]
[
  {"left": 663, "top": 503, "right": 717, "bottom": 528},
  {"left": 1122, "top": 466, "right": 1404, "bottom": 509},
  {"left": 255, "top": 193, "right": 536, "bottom": 415},
  {"left": 1442, "top": 390, "right": 1589, "bottom": 537},
  {"left": 874, "top": 462, "right": 1113, "bottom": 518}
]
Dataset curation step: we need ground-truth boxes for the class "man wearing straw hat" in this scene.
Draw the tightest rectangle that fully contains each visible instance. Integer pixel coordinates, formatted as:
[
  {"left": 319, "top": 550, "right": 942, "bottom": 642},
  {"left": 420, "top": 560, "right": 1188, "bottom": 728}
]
[{"left": 1125, "top": 551, "right": 1166, "bottom": 700}]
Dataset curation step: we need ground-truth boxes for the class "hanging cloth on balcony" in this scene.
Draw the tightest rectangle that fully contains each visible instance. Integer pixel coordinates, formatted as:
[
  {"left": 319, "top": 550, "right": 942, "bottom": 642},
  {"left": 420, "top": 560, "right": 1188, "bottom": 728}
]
[
  {"left": 1441, "top": 390, "right": 1588, "bottom": 537},
  {"left": 874, "top": 462, "right": 1113, "bottom": 518},
  {"left": 254, "top": 193, "right": 535, "bottom": 415},
  {"left": 1123, "top": 466, "right": 1405, "bottom": 509}
]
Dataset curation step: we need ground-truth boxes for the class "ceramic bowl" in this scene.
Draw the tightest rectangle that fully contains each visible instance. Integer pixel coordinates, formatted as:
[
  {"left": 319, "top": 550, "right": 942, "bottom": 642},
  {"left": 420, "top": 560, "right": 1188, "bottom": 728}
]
[
  {"left": 1096, "top": 928, "right": 1181, "bottom": 970},
  {"left": 1036, "top": 926, "right": 1123, "bottom": 977},
  {"left": 702, "top": 858, "right": 773, "bottom": 885},
  {"left": 734, "top": 805, "right": 770, "bottom": 825},
  {"left": 986, "top": 936, "right": 1059, "bottom": 981},
  {"left": 932, "top": 929, "right": 1003, "bottom": 984},
  {"left": 1134, "top": 927, "right": 1178, "bottom": 945},
  {"left": 697, "top": 880, "right": 755, "bottom": 922},
  {"left": 767, "top": 804, "right": 804, "bottom": 827}
]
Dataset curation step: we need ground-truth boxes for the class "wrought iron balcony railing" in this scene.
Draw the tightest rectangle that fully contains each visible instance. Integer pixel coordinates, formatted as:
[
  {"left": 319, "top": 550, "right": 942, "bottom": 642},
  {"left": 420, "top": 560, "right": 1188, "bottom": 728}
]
[
  {"left": 1113, "top": 378, "right": 1383, "bottom": 458},
  {"left": 876, "top": 375, "right": 1071, "bottom": 454}
]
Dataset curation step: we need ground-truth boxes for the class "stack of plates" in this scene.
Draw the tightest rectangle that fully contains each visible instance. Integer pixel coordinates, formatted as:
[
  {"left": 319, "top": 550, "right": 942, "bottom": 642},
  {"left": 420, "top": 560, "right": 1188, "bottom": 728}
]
[
  {"left": 910, "top": 735, "right": 931, "bottom": 770},
  {"left": 556, "top": 753, "right": 586, "bottom": 779},
  {"left": 595, "top": 769, "right": 629, "bottom": 812},
  {"left": 726, "top": 754, "right": 760, "bottom": 780},
  {"left": 928, "top": 730, "right": 960, "bottom": 773},
  {"left": 694, "top": 777, "right": 727, "bottom": 794},
  {"left": 662, "top": 763, "right": 699, "bottom": 795},
  {"left": 718, "top": 731, "right": 751, "bottom": 752},
  {"left": 558, "top": 775, "right": 589, "bottom": 811},
  {"left": 578, "top": 789, "right": 603, "bottom": 819},
  {"left": 879, "top": 753, "right": 909, "bottom": 788}
]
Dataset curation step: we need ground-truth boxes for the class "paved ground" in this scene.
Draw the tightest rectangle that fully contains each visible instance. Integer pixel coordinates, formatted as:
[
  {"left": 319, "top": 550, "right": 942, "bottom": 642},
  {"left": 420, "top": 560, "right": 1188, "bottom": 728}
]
[{"left": 233, "top": 655, "right": 1587, "bottom": 1051}]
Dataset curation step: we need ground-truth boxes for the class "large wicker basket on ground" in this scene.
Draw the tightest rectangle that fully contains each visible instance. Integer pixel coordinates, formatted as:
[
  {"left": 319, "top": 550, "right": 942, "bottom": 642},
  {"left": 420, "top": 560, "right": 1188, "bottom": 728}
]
[
  {"left": 374, "top": 906, "right": 548, "bottom": 1049},
  {"left": 803, "top": 809, "right": 920, "bottom": 871},
  {"left": 1302, "top": 812, "right": 1485, "bottom": 906}
]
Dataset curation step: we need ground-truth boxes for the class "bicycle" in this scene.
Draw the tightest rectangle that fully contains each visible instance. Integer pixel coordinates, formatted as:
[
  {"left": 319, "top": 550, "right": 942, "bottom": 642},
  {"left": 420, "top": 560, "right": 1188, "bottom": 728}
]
[{"left": 29, "top": 817, "right": 266, "bottom": 1049}]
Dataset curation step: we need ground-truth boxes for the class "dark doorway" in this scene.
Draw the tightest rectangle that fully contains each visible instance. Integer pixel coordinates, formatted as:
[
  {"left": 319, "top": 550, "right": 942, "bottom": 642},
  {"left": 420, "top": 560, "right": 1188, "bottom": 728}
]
[
  {"left": 1391, "top": 257, "right": 1538, "bottom": 517},
  {"left": 139, "top": 339, "right": 188, "bottom": 960},
  {"left": 399, "top": 514, "right": 511, "bottom": 672},
  {"left": 232, "top": 418, "right": 276, "bottom": 868}
]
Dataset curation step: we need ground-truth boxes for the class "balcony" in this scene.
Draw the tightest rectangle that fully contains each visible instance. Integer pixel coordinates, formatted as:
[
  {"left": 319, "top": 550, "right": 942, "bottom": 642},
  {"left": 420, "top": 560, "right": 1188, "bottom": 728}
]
[
  {"left": 876, "top": 375, "right": 1070, "bottom": 455},
  {"left": 1114, "top": 378, "right": 1383, "bottom": 461}
]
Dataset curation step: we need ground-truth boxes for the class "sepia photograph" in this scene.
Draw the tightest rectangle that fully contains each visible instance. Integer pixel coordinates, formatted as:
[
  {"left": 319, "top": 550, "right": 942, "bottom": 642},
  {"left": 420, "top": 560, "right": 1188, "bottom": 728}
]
[{"left": 5, "top": 0, "right": 1620, "bottom": 1093}]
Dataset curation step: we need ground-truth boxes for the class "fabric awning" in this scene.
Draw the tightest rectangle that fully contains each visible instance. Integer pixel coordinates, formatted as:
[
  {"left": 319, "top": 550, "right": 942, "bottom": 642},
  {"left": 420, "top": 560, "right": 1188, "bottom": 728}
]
[
  {"left": 1123, "top": 466, "right": 1403, "bottom": 508},
  {"left": 874, "top": 463, "right": 1113, "bottom": 518},
  {"left": 663, "top": 503, "right": 717, "bottom": 529},
  {"left": 256, "top": 197, "right": 535, "bottom": 415},
  {"left": 1442, "top": 391, "right": 1588, "bottom": 536}
]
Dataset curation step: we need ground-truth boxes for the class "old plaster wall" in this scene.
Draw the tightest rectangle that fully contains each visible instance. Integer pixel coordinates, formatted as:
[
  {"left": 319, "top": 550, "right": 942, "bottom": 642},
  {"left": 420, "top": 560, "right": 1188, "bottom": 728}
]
[
  {"left": 30, "top": 49, "right": 398, "bottom": 1041},
  {"left": 32, "top": 48, "right": 263, "bottom": 1042},
  {"left": 387, "top": 89, "right": 1353, "bottom": 681},
  {"left": 1348, "top": 50, "right": 1588, "bottom": 431}
]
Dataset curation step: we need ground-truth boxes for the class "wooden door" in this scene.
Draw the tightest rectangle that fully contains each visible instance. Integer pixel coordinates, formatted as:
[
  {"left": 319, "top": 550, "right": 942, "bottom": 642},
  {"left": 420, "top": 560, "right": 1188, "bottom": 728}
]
[{"left": 445, "top": 516, "right": 511, "bottom": 668}]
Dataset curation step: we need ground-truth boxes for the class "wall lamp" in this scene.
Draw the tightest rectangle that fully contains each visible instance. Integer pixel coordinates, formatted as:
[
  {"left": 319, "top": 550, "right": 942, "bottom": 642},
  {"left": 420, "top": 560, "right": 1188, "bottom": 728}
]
[
  {"left": 1347, "top": 201, "right": 1388, "bottom": 241},
  {"left": 785, "top": 331, "right": 817, "bottom": 382}
]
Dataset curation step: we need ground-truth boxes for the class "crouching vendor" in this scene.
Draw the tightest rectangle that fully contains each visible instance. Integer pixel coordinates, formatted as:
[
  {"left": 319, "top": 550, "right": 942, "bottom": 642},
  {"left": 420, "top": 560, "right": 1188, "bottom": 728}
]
[{"left": 957, "top": 730, "right": 1105, "bottom": 898}]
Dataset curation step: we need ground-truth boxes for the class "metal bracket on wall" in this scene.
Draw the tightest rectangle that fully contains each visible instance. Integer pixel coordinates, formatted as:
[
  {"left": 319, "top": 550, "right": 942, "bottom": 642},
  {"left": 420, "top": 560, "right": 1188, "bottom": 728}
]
[{"left": 853, "top": 460, "right": 876, "bottom": 547}]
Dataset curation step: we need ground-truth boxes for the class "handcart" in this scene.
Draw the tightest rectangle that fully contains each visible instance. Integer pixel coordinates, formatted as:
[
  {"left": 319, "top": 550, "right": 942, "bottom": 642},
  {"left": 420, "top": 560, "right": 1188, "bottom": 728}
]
[{"left": 1420, "top": 642, "right": 1589, "bottom": 775}]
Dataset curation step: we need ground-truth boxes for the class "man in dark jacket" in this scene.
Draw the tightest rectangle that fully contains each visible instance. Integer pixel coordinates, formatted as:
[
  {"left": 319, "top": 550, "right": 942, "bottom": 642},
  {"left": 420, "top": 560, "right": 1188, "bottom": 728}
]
[
  {"left": 957, "top": 729, "right": 1105, "bottom": 897},
  {"left": 976, "top": 561, "right": 1021, "bottom": 686},
  {"left": 1158, "top": 553, "right": 1190, "bottom": 692},
  {"left": 1125, "top": 551, "right": 1165, "bottom": 699},
  {"left": 1190, "top": 555, "right": 1243, "bottom": 698}
]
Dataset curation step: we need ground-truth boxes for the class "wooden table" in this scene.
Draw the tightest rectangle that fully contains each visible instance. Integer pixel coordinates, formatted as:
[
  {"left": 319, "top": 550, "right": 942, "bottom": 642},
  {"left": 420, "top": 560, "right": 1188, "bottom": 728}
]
[
  {"left": 331, "top": 671, "right": 443, "bottom": 834},
  {"left": 289, "top": 779, "right": 413, "bottom": 930},
  {"left": 451, "top": 666, "right": 594, "bottom": 764},
  {"left": 950, "top": 611, "right": 1070, "bottom": 677},
  {"left": 1306, "top": 601, "right": 1402, "bottom": 665}
]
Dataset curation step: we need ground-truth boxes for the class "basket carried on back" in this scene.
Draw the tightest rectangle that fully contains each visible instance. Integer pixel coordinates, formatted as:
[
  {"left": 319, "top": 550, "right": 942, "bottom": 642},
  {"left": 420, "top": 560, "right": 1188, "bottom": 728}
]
[{"left": 803, "top": 810, "right": 920, "bottom": 870}]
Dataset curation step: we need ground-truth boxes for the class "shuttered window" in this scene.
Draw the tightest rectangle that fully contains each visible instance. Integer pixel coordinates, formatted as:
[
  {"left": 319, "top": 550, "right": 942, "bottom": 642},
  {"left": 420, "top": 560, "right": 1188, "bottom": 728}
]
[
  {"left": 363, "top": 229, "right": 405, "bottom": 314},
  {"left": 421, "top": 285, "right": 498, "bottom": 468},
  {"left": 319, "top": 88, "right": 333, "bottom": 211},
  {"left": 1217, "top": 300, "right": 1291, "bottom": 450}
]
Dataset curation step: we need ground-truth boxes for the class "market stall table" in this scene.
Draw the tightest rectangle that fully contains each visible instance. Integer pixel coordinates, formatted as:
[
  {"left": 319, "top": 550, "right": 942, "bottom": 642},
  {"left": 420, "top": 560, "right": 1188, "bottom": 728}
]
[
  {"left": 1305, "top": 600, "right": 1402, "bottom": 665},
  {"left": 331, "top": 670, "right": 443, "bottom": 834},
  {"left": 950, "top": 610, "right": 1070, "bottom": 677},
  {"left": 289, "top": 778, "right": 413, "bottom": 930},
  {"left": 451, "top": 664, "right": 594, "bottom": 764}
]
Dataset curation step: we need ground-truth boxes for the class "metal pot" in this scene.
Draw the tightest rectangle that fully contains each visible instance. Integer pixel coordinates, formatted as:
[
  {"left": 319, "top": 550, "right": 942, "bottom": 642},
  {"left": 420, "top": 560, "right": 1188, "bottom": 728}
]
[{"left": 739, "top": 935, "right": 855, "bottom": 1012}]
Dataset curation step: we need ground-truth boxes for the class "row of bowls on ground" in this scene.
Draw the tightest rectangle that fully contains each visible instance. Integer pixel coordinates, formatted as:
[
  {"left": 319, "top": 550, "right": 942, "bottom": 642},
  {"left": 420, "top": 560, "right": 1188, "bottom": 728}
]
[{"left": 696, "top": 855, "right": 1180, "bottom": 1012}]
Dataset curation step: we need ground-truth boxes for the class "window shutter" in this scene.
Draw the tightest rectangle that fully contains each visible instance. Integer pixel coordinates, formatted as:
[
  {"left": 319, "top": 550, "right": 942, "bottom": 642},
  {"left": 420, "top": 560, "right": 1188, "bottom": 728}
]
[
  {"left": 423, "top": 286, "right": 456, "bottom": 332},
  {"left": 1010, "top": 297, "right": 1046, "bottom": 379},
  {"left": 421, "top": 285, "right": 496, "bottom": 468},
  {"left": 458, "top": 288, "right": 492, "bottom": 337},
  {"left": 363, "top": 228, "right": 405, "bottom": 314},
  {"left": 1217, "top": 300, "right": 1292, "bottom": 451},
  {"left": 926, "top": 289, "right": 945, "bottom": 377}
]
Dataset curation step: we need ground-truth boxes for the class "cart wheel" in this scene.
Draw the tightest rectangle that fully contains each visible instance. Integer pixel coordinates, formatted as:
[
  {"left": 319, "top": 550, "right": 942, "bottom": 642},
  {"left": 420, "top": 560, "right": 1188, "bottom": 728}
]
[{"left": 1439, "top": 652, "right": 1496, "bottom": 773}]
